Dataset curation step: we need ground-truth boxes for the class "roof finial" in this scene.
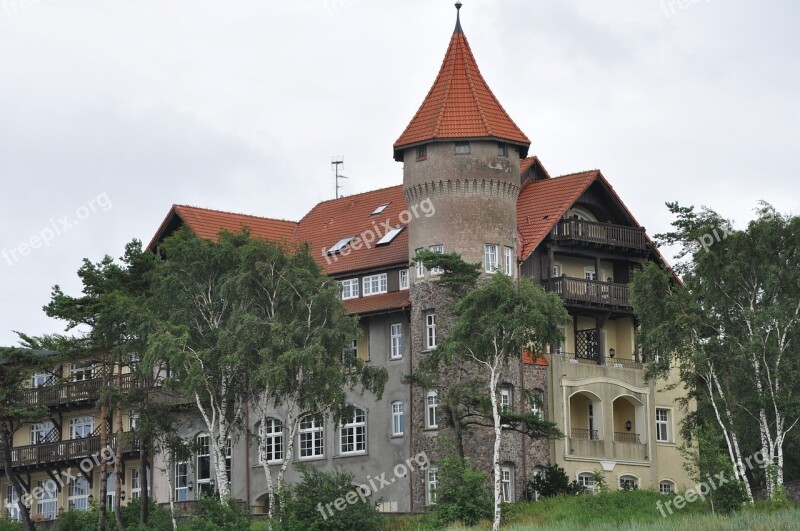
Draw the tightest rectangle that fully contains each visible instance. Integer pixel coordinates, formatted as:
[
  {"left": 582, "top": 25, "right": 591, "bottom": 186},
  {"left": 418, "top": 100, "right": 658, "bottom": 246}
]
[{"left": 454, "top": 1, "right": 463, "bottom": 34}]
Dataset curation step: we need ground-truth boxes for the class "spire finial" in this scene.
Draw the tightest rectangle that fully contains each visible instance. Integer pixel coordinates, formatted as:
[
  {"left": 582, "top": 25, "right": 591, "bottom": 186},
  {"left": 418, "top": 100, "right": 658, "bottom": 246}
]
[{"left": 454, "top": 1, "right": 463, "bottom": 34}]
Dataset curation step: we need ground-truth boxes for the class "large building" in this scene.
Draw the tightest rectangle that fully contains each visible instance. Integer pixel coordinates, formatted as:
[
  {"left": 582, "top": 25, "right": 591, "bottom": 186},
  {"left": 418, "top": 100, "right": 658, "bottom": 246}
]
[{"left": 2, "top": 4, "right": 690, "bottom": 522}]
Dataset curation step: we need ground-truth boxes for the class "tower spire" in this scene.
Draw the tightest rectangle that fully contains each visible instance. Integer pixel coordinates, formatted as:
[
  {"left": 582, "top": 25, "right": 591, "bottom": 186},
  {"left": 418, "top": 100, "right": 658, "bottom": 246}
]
[{"left": 454, "top": 1, "right": 463, "bottom": 34}]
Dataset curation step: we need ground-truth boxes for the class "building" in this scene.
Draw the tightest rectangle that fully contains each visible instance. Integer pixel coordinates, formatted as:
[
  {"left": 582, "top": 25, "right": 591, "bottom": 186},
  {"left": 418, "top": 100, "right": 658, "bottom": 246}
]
[{"left": 2, "top": 4, "right": 691, "bottom": 523}]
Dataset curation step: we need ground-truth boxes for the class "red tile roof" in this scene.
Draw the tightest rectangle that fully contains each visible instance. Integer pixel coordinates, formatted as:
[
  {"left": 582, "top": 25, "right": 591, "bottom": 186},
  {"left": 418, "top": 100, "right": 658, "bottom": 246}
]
[
  {"left": 343, "top": 291, "right": 411, "bottom": 316},
  {"left": 517, "top": 171, "right": 598, "bottom": 259},
  {"left": 393, "top": 28, "right": 530, "bottom": 160}
]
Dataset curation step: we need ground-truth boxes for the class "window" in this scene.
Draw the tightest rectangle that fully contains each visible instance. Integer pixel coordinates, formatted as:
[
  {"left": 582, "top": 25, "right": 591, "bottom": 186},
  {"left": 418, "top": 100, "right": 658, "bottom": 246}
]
[
  {"left": 656, "top": 409, "right": 670, "bottom": 442},
  {"left": 68, "top": 477, "right": 90, "bottom": 511},
  {"left": 416, "top": 144, "right": 427, "bottom": 160},
  {"left": 454, "top": 141, "right": 470, "bottom": 154},
  {"left": 129, "top": 411, "right": 139, "bottom": 431},
  {"left": 500, "top": 387, "right": 512, "bottom": 413},
  {"left": 501, "top": 465, "right": 514, "bottom": 502},
  {"left": 36, "top": 480, "right": 57, "bottom": 520},
  {"left": 577, "top": 473, "right": 595, "bottom": 494},
  {"left": 392, "top": 402, "right": 405, "bottom": 436},
  {"left": 106, "top": 472, "right": 116, "bottom": 508},
  {"left": 6, "top": 486, "right": 21, "bottom": 521},
  {"left": 70, "top": 417, "right": 94, "bottom": 439},
  {"left": 30, "top": 421, "right": 54, "bottom": 444},
  {"left": 426, "top": 468, "right": 438, "bottom": 505},
  {"left": 261, "top": 418, "right": 284, "bottom": 464},
  {"left": 339, "top": 278, "right": 359, "bottom": 300},
  {"left": 484, "top": 244, "right": 498, "bottom": 273},
  {"left": 531, "top": 389, "right": 544, "bottom": 418},
  {"left": 659, "top": 480, "right": 675, "bottom": 494},
  {"left": 225, "top": 437, "right": 232, "bottom": 480},
  {"left": 429, "top": 245, "right": 444, "bottom": 275},
  {"left": 299, "top": 414, "right": 324, "bottom": 459},
  {"left": 584, "top": 267, "right": 597, "bottom": 281},
  {"left": 363, "top": 273, "right": 388, "bottom": 296},
  {"left": 619, "top": 475, "right": 638, "bottom": 490},
  {"left": 503, "top": 246, "right": 513, "bottom": 276},
  {"left": 197, "top": 435, "right": 213, "bottom": 495},
  {"left": 340, "top": 408, "right": 366, "bottom": 455},
  {"left": 531, "top": 466, "right": 545, "bottom": 501},
  {"left": 399, "top": 269, "right": 409, "bottom": 290},
  {"left": 425, "top": 313, "right": 437, "bottom": 350},
  {"left": 175, "top": 461, "right": 189, "bottom": 501},
  {"left": 552, "top": 262, "right": 562, "bottom": 278},
  {"left": 31, "top": 372, "right": 51, "bottom": 388},
  {"left": 71, "top": 364, "right": 94, "bottom": 381},
  {"left": 497, "top": 143, "right": 508, "bottom": 157},
  {"left": 415, "top": 248, "right": 425, "bottom": 278},
  {"left": 343, "top": 339, "right": 358, "bottom": 365},
  {"left": 328, "top": 236, "right": 355, "bottom": 255},
  {"left": 390, "top": 323, "right": 404, "bottom": 359},
  {"left": 131, "top": 468, "right": 142, "bottom": 500},
  {"left": 426, "top": 390, "right": 439, "bottom": 429},
  {"left": 377, "top": 226, "right": 404, "bottom": 246},
  {"left": 371, "top": 203, "right": 390, "bottom": 216},
  {"left": 587, "top": 404, "right": 596, "bottom": 438}
]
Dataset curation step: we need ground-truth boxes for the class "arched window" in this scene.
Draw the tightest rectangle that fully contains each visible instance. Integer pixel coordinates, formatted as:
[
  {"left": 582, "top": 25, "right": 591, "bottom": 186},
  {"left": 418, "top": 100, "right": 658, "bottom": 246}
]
[
  {"left": 500, "top": 464, "right": 515, "bottom": 502},
  {"left": 619, "top": 474, "right": 639, "bottom": 490},
  {"left": 531, "top": 388, "right": 544, "bottom": 418},
  {"left": 260, "top": 418, "right": 284, "bottom": 464},
  {"left": 340, "top": 408, "right": 367, "bottom": 455},
  {"left": 659, "top": 480, "right": 675, "bottom": 494},
  {"left": 426, "top": 390, "right": 439, "bottom": 429},
  {"left": 577, "top": 472, "right": 595, "bottom": 494}
]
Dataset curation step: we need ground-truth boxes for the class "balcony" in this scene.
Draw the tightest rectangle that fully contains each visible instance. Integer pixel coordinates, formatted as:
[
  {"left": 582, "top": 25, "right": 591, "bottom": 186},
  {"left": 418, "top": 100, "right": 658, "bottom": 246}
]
[
  {"left": 8, "top": 434, "right": 140, "bottom": 470},
  {"left": 17, "top": 374, "right": 148, "bottom": 408},
  {"left": 614, "top": 432, "right": 642, "bottom": 444},
  {"left": 542, "top": 276, "right": 631, "bottom": 310},
  {"left": 571, "top": 428, "right": 600, "bottom": 440},
  {"left": 550, "top": 219, "right": 647, "bottom": 252}
]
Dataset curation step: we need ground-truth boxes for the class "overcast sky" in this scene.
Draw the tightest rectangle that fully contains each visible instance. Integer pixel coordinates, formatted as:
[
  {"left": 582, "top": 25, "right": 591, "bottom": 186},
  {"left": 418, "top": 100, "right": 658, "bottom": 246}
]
[{"left": 1, "top": 0, "right": 798, "bottom": 346}]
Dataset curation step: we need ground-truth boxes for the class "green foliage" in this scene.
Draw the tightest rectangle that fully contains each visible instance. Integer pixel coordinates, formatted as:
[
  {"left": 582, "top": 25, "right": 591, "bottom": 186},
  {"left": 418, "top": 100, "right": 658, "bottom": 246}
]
[
  {"left": 592, "top": 470, "right": 609, "bottom": 494},
  {"left": 184, "top": 495, "right": 251, "bottom": 531},
  {"left": 526, "top": 464, "right": 583, "bottom": 499},
  {"left": 281, "top": 463, "right": 381, "bottom": 531},
  {"left": 431, "top": 455, "right": 493, "bottom": 527},
  {"left": 413, "top": 250, "right": 480, "bottom": 290},
  {"left": 0, "top": 520, "right": 21, "bottom": 531},
  {"left": 54, "top": 500, "right": 174, "bottom": 531}
]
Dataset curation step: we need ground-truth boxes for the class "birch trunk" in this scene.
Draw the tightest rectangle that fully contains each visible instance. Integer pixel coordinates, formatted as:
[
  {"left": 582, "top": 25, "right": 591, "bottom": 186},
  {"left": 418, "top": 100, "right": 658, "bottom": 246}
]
[{"left": 489, "top": 361, "right": 502, "bottom": 531}]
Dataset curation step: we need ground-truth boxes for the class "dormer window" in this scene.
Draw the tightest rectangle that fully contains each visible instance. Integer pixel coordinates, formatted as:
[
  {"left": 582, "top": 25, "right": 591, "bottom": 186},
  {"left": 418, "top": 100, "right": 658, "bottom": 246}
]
[
  {"left": 327, "top": 236, "right": 355, "bottom": 255},
  {"left": 497, "top": 143, "right": 508, "bottom": 157},
  {"left": 454, "top": 141, "right": 470, "bottom": 154},
  {"left": 371, "top": 203, "right": 390, "bottom": 216},
  {"left": 377, "top": 226, "right": 404, "bottom": 246},
  {"left": 416, "top": 145, "right": 427, "bottom": 160}
]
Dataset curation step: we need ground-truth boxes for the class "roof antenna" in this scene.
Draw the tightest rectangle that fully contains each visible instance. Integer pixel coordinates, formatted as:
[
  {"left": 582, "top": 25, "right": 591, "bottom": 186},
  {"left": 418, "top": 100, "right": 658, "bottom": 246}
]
[
  {"left": 331, "top": 156, "right": 348, "bottom": 198},
  {"left": 454, "top": 1, "right": 463, "bottom": 34}
]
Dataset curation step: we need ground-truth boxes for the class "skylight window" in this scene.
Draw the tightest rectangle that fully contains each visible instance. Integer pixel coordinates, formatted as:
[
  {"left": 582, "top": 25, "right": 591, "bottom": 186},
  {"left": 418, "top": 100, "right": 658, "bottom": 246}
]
[
  {"left": 377, "top": 226, "right": 404, "bottom": 246},
  {"left": 371, "top": 203, "right": 390, "bottom": 216},
  {"left": 327, "top": 236, "right": 355, "bottom": 255}
]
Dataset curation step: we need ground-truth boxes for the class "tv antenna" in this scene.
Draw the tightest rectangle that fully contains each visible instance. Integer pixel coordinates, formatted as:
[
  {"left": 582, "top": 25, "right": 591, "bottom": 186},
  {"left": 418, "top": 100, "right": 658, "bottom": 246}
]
[{"left": 331, "top": 156, "right": 348, "bottom": 198}]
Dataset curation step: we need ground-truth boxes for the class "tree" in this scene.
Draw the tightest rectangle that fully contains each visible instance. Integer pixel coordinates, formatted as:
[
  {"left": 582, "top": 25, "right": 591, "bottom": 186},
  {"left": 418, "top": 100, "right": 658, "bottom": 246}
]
[
  {"left": 232, "top": 239, "right": 388, "bottom": 526},
  {"left": 431, "top": 454, "right": 493, "bottom": 527},
  {"left": 526, "top": 464, "right": 583, "bottom": 499},
  {"left": 415, "top": 252, "right": 569, "bottom": 531},
  {"left": 631, "top": 202, "right": 800, "bottom": 502},
  {"left": 0, "top": 347, "right": 55, "bottom": 531}
]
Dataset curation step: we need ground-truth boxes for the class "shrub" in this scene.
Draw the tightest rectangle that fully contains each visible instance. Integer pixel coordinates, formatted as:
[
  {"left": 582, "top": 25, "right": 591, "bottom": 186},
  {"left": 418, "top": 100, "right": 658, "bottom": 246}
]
[
  {"left": 55, "top": 500, "right": 174, "bottom": 531},
  {"left": 281, "top": 463, "right": 381, "bottom": 531},
  {"left": 526, "top": 464, "right": 583, "bottom": 499},
  {"left": 0, "top": 519, "right": 22, "bottom": 531},
  {"left": 431, "top": 455, "right": 493, "bottom": 527},
  {"left": 184, "top": 495, "right": 250, "bottom": 531}
]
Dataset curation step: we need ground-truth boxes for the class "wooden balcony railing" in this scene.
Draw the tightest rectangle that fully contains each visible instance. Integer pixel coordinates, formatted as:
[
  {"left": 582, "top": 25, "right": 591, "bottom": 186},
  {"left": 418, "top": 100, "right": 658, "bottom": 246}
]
[
  {"left": 17, "top": 374, "right": 148, "bottom": 408},
  {"left": 542, "top": 276, "right": 631, "bottom": 309},
  {"left": 614, "top": 432, "right": 642, "bottom": 444},
  {"left": 8, "top": 434, "right": 140, "bottom": 468},
  {"left": 551, "top": 219, "right": 647, "bottom": 251},
  {"left": 571, "top": 428, "right": 600, "bottom": 441}
]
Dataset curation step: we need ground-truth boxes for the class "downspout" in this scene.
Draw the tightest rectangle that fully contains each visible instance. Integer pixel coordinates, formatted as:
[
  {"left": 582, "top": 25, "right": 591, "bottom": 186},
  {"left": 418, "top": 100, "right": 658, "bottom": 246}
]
[
  {"left": 407, "top": 308, "right": 414, "bottom": 512},
  {"left": 245, "top": 397, "right": 251, "bottom": 512},
  {"left": 520, "top": 355, "right": 527, "bottom": 500}
]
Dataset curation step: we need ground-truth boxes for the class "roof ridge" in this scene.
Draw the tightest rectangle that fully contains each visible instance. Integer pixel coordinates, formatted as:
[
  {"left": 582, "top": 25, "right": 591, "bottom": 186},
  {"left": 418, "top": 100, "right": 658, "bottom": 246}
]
[
  {"left": 174, "top": 204, "right": 297, "bottom": 224},
  {"left": 461, "top": 34, "right": 493, "bottom": 137},
  {"left": 550, "top": 169, "right": 601, "bottom": 180},
  {"left": 431, "top": 36, "right": 457, "bottom": 140},
  {"left": 306, "top": 184, "right": 404, "bottom": 207}
]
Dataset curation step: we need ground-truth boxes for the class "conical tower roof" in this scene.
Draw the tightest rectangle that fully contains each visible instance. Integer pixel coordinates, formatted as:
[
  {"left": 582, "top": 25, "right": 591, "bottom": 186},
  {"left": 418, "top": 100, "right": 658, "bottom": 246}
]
[{"left": 393, "top": 3, "right": 530, "bottom": 160}]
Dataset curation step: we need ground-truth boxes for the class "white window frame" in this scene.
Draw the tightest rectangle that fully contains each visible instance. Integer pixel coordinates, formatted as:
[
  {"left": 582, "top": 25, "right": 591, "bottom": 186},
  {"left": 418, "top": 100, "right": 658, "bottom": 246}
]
[
  {"left": 377, "top": 226, "right": 404, "bottom": 246},
  {"left": 552, "top": 262, "right": 563, "bottom": 278},
  {"left": 392, "top": 401, "right": 405, "bottom": 436},
  {"left": 131, "top": 467, "right": 142, "bottom": 500},
  {"left": 429, "top": 245, "right": 444, "bottom": 275},
  {"left": 415, "top": 248, "right": 425, "bottom": 278},
  {"left": 484, "top": 244, "right": 499, "bottom": 273},
  {"left": 426, "top": 390, "right": 439, "bottom": 429},
  {"left": 363, "top": 273, "right": 388, "bottom": 296},
  {"left": 426, "top": 467, "right": 438, "bottom": 505},
  {"left": 577, "top": 472, "right": 595, "bottom": 494},
  {"left": 129, "top": 411, "right": 139, "bottom": 431},
  {"left": 584, "top": 266, "right": 597, "bottom": 281},
  {"left": 390, "top": 323, "right": 404, "bottom": 360},
  {"left": 30, "top": 421, "right": 54, "bottom": 444},
  {"left": 656, "top": 408, "right": 670, "bottom": 443},
  {"left": 619, "top": 474, "right": 639, "bottom": 490},
  {"left": 340, "top": 408, "right": 367, "bottom": 455},
  {"left": 531, "top": 389, "right": 544, "bottom": 418},
  {"left": 500, "top": 387, "right": 512, "bottom": 413},
  {"left": 659, "top": 480, "right": 675, "bottom": 494},
  {"left": 501, "top": 465, "right": 514, "bottom": 502},
  {"left": 69, "top": 417, "right": 94, "bottom": 439},
  {"left": 399, "top": 269, "right": 409, "bottom": 290},
  {"left": 196, "top": 434, "right": 213, "bottom": 495},
  {"left": 71, "top": 364, "right": 94, "bottom": 381},
  {"left": 343, "top": 339, "right": 358, "bottom": 365},
  {"left": 327, "top": 236, "right": 354, "bottom": 255},
  {"left": 425, "top": 313, "right": 437, "bottom": 350},
  {"left": 371, "top": 203, "right": 390, "bottom": 216},
  {"left": 339, "top": 278, "right": 359, "bottom": 300},
  {"left": 68, "top": 477, "right": 90, "bottom": 511},
  {"left": 36, "top": 480, "right": 57, "bottom": 520},
  {"left": 503, "top": 246, "right": 514, "bottom": 276},
  {"left": 6, "top": 486, "right": 21, "bottom": 521},
  {"left": 31, "top": 372, "right": 51, "bottom": 388},
  {"left": 454, "top": 141, "right": 470, "bottom": 154},
  {"left": 106, "top": 472, "right": 116, "bottom": 508},
  {"left": 299, "top": 414, "right": 324, "bottom": 459},
  {"left": 174, "top": 461, "right": 189, "bottom": 501},
  {"left": 261, "top": 418, "right": 284, "bottom": 464}
]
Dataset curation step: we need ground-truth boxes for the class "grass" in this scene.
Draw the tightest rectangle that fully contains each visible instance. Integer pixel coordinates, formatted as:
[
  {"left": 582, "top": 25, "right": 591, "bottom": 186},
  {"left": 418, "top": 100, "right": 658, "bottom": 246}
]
[{"left": 379, "top": 490, "right": 800, "bottom": 530}]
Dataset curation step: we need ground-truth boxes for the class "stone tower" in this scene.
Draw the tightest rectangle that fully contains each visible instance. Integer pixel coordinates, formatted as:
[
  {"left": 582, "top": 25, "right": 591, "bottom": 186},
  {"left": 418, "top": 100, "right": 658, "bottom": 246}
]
[{"left": 393, "top": 3, "right": 537, "bottom": 510}]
